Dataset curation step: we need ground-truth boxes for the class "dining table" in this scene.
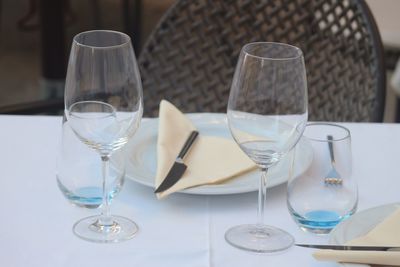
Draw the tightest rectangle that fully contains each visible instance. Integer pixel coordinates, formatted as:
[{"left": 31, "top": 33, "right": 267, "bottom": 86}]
[{"left": 0, "top": 114, "right": 398, "bottom": 267}]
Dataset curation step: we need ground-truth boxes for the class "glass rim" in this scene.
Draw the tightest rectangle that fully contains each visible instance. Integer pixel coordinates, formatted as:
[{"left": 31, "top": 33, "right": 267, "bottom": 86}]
[
  {"left": 304, "top": 122, "right": 351, "bottom": 142},
  {"left": 73, "top": 30, "right": 131, "bottom": 49},
  {"left": 241, "top": 42, "right": 303, "bottom": 61}
]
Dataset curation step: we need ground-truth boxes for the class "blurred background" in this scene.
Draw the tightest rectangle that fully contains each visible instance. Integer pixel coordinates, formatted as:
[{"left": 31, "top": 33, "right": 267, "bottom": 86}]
[
  {"left": 0, "top": 0, "right": 174, "bottom": 110},
  {"left": 0, "top": 0, "right": 399, "bottom": 121}
]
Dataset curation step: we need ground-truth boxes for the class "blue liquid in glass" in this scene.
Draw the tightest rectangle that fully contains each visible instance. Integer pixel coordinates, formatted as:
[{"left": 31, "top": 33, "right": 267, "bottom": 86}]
[
  {"left": 57, "top": 178, "right": 120, "bottom": 209},
  {"left": 299, "top": 210, "right": 341, "bottom": 228},
  {"left": 291, "top": 209, "right": 352, "bottom": 233},
  {"left": 69, "top": 186, "right": 103, "bottom": 206}
]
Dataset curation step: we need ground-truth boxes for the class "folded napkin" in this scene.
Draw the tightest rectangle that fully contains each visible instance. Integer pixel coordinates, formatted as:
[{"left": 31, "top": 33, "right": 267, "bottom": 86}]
[
  {"left": 155, "top": 100, "right": 256, "bottom": 199},
  {"left": 313, "top": 207, "right": 400, "bottom": 266}
]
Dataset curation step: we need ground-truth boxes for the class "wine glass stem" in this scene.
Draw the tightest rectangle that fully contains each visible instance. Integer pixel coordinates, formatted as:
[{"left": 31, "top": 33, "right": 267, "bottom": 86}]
[
  {"left": 99, "top": 155, "right": 112, "bottom": 226},
  {"left": 257, "top": 167, "right": 268, "bottom": 226}
]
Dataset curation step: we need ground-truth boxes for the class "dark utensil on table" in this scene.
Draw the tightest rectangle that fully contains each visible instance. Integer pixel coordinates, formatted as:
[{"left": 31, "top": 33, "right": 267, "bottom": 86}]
[
  {"left": 296, "top": 244, "right": 400, "bottom": 251},
  {"left": 155, "top": 130, "right": 199, "bottom": 193}
]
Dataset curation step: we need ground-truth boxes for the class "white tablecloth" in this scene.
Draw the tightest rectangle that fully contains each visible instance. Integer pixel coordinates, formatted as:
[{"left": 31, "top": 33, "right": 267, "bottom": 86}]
[{"left": 0, "top": 115, "right": 398, "bottom": 267}]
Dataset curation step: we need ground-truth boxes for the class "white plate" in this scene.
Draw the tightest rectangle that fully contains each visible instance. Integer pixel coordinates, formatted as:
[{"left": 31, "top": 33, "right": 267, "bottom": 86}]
[
  {"left": 329, "top": 202, "right": 400, "bottom": 267},
  {"left": 125, "top": 113, "right": 313, "bottom": 195}
]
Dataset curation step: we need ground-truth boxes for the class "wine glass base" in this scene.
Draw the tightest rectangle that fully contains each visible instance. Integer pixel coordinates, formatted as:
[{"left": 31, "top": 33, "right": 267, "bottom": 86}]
[
  {"left": 225, "top": 224, "right": 294, "bottom": 253},
  {"left": 73, "top": 215, "right": 138, "bottom": 243}
]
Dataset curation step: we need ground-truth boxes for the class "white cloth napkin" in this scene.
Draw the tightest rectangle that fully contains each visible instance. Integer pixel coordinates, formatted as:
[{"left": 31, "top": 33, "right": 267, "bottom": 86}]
[
  {"left": 313, "top": 208, "right": 400, "bottom": 266},
  {"left": 155, "top": 100, "right": 256, "bottom": 199}
]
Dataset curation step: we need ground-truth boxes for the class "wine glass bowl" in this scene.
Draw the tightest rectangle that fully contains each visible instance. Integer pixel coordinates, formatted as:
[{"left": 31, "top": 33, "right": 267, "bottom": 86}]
[
  {"left": 68, "top": 101, "right": 140, "bottom": 154},
  {"left": 226, "top": 42, "right": 308, "bottom": 252},
  {"left": 64, "top": 30, "right": 143, "bottom": 243}
]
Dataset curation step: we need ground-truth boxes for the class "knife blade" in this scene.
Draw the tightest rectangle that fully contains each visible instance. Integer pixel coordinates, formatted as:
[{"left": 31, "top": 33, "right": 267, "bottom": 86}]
[
  {"left": 296, "top": 244, "right": 400, "bottom": 251},
  {"left": 154, "top": 130, "right": 199, "bottom": 193}
]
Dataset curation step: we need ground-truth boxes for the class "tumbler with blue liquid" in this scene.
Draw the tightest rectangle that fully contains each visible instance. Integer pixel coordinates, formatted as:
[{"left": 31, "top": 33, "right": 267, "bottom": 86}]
[
  {"left": 56, "top": 114, "right": 125, "bottom": 209},
  {"left": 287, "top": 123, "right": 358, "bottom": 234}
]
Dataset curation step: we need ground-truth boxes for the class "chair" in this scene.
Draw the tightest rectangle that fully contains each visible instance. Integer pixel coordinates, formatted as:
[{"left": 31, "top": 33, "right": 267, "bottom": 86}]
[{"left": 138, "top": 0, "right": 386, "bottom": 122}]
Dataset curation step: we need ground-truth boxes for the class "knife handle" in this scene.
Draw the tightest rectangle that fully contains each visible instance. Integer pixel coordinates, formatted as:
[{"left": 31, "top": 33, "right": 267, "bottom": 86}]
[{"left": 178, "top": 131, "right": 199, "bottom": 159}]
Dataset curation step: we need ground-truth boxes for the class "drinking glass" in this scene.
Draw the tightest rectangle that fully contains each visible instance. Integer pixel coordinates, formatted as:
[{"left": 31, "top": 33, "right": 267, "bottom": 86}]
[
  {"left": 56, "top": 113, "right": 125, "bottom": 209},
  {"left": 226, "top": 42, "right": 308, "bottom": 252},
  {"left": 64, "top": 30, "right": 143, "bottom": 243},
  {"left": 287, "top": 123, "right": 358, "bottom": 234}
]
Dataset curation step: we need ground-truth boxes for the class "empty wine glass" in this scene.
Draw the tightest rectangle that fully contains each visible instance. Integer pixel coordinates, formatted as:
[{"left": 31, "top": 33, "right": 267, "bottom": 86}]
[
  {"left": 226, "top": 42, "right": 308, "bottom": 252},
  {"left": 64, "top": 30, "right": 143, "bottom": 243}
]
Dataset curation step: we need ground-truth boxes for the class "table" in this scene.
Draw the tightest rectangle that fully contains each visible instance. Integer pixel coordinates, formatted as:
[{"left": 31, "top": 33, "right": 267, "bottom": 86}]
[{"left": 0, "top": 115, "right": 398, "bottom": 267}]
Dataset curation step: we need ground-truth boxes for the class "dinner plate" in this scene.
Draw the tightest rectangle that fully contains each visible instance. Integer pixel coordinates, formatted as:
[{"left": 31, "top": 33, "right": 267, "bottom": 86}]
[
  {"left": 329, "top": 202, "right": 400, "bottom": 267},
  {"left": 125, "top": 113, "right": 313, "bottom": 195}
]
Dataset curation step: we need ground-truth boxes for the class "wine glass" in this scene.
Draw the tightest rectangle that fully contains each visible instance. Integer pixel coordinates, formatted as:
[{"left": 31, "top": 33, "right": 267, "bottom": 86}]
[
  {"left": 226, "top": 42, "right": 308, "bottom": 252},
  {"left": 64, "top": 30, "right": 143, "bottom": 243}
]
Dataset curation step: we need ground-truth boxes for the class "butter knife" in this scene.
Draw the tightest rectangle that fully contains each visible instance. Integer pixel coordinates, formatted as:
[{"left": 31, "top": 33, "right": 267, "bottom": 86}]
[
  {"left": 154, "top": 130, "right": 199, "bottom": 193},
  {"left": 296, "top": 244, "right": 400, "bottom": 251}
]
